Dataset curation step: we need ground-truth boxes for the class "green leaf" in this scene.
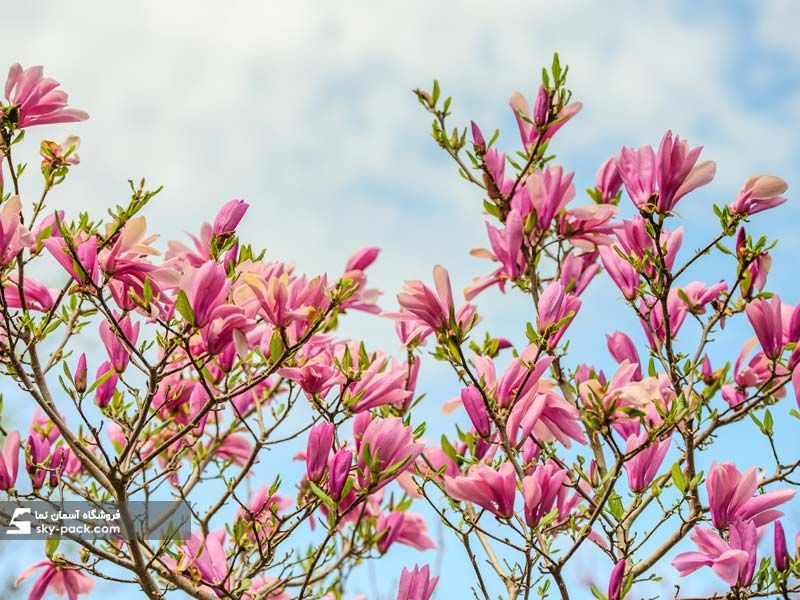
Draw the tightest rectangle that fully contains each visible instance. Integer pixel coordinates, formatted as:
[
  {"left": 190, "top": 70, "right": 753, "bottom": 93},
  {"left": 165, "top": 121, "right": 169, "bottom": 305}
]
[
  {"left": 589, "top": 583, "right": 607, "bottom": 600},
  {"left": 307, "top": 481, "right": 337, "bottom": 512},
  {"left": 269, "top": 331, "right": 283, "bottom": 363},
  {"left": 175, "top": 289, "right": 195, "bottom": 326},
  {"left": 45, "top": 535, "right": 60, "bottom": 558},
  {"left": 671, "top": 462, "right": 686, "bottom": 494},
  {"left": 86, "top": 367, "right": 115, "bottom": 394},
  {"left": 763, "top": 409, "right": 773, "bottom": 436}
]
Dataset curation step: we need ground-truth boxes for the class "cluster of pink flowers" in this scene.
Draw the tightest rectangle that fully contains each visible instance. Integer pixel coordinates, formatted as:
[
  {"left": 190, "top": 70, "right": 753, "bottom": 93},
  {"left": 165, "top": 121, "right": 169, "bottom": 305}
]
[{"left": 1, "top": 55, "right": 798, "bottom": 600}]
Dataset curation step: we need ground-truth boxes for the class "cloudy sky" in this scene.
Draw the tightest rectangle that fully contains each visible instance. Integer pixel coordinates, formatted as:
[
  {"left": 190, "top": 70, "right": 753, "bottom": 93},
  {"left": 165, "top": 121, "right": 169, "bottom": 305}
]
[{"left": 2, "top": 1, "right": 800, "bottom": 598}]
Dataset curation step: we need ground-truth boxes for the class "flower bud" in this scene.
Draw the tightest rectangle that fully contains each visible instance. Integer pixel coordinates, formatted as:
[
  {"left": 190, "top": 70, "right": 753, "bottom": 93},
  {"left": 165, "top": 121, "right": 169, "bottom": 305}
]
[
  {"left": 213, "top": 199, "right": 249, "bottom": 236},
  {"left": 608, "top": 559, "right": 626, "bottom": 600},
  {"left": 73, "top": 353, "right": 87, "bottom": 394},
  {"left": 306, "top": 422, "right": 334, "bottom": 483},
  {"left": 775, "top": 521, "right": 790, "bottom": 571},
  {"left": 461, "top": 385, "right": 491, "bottom": 438}
]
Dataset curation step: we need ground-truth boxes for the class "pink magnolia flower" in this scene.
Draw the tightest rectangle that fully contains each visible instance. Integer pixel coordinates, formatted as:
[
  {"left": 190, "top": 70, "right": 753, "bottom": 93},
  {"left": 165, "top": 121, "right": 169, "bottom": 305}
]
[
  {"left": 774, "top": 521, "right": 790, "bottom": 571},
  {"left": 214, "top": 434, "right": 252, "bottom": 466},
  {"left": 396, "top": 564, "right": 438, "bottom": 600},
  {"left": 676, "top": 281, "right": 727, "bottom": 315},
  {"left": 306, "top": 422, "right": 334, "bottom": 482},
  {"left": 638, "top": 291, "right": 688, "bottom": 350},
  {"left": 328, "top": 448, "right": 353, "bottom": 501},
  {"left": 170, "top": 530, "right": 229, "bottom": 587},
  {"left": 736, "top": 227, "right": 771, "bottom": 293},
  {"left": 0, "top": 431, "right": 20, "bottom": 490},
  {"left": 40, "top": 135, "right": 81, "bottom": 168},
  {"left": 794, "top": 366, "right": 800, "bottom": 409},
  {"left": 461, "top": 385, "right": 492, "bottom": 437},
  {"left": 613, "top": 216, "right": 683, "bottom": 277},
  {"left": 521, "top": 459, "right": 577, "bottom": 526},
  {"left": 375, "top": 511, "right": 435, "bottom": 553},
  {"left": 181, "top": 260, "right": 231, "bottom": 327},
  {"left": 558, "top": 252, "right": 601, "bottom": 296},
  {"left": 537, "top": 281, "right": 581, "bottom": 347},
  {"left": 471, "top": 345, "right": 552, "bottom": 409},
  {"left": 506, "top": 389, "right": 586, "bottom": 448},
  {"left": 559, "top": 204, "right": 619, "bottom": 249},
  {"left": 730, "top": 175, "right": 788, "bottom": 216},
  {"left": 514, "top": 166, "right": 575, "bottom": 231},
  {"left": 31, "top": 409, "right": 60, "bottom": 443},
  {"left": 672, "top": 519, "right": 757, "bottom": 587},
  {"left": 388, "top": 265, "right": 468, "bottom": 334},
  {"left": 624, "top": 432, "right": 670, "bottom": 493},
  {"left": 213, "top": 198, "right": 249, "bottom": 236},
  {"left": 608, "top": 559, "right": 626, "bottom": 600},
  {"left": 344, "top": 355, "right": 412, "bottom": 413},
  {"left": 94, "top": 361, "right": 118, "bottom": 408},
  {"left": 356, "top": 416, "right": 423, "bottom": 491},
  {"left": 341, "top": 246, "right": 382, "bottom": 314},
  {"left": 706, "top": 462, "right": 795, "bottom": 529},
  {"left": 483, "top": 146, "right": 515, "bottom": 197},
  {"left": 616, "top": 131, "right": 715, "bottom": 213},
  {"left": 279, "top": 339, "right": 346, "bottom": 398},
  {"left": 464, "top": 209, "right": 525, "bottom": 300},
  {"left": 595, "top": 157, "right": 623, "bottom": 203},
  {"left": 3, "top": 63, "right": 89, "bottom": 128},
  {"left": 721, "top": 338, "right": 777, "bottom": 409},
  {"left": 745, "top": 296, "right": 785, "bottom": 360},
  {"left": 43, "top": 235, "right": 100, "bottom": 286},
  {"left": 245, "top": 272, "right": 330, "bottom": 331},
  {"left": 444, "top": 462, "right": 516, "bottom": 518},
  {"left": 200, "top": 304, "right": 256, "bottom": 355},
  {"left": 99, "top": 314, "right": 139, "bottom": 373},
  {"left": 345, "top": 247, "right": 380, "bottom": 272},
  {"left": 235, "top": 487, "right": 292, "bottom": 542},
  {"left": 0, "top": 196, "right": 34, "bottom": 265},
  {"left": 509, "top": 86, "right": 581, "bottom": 151},
  {"left": 599, "top": 245, "right": 639, "bottom": 300},
  {"left": 26, "top": 433, "right": 50, "bottom": 489},
  {"left": 15, "top": 560, "right": 94, "bottom": 600},
  {"left": 606, "top": 331, "right": 641, "bottom": 380},
  {"left": 2, "top": 276, "right": 58, "bottom": 312}
]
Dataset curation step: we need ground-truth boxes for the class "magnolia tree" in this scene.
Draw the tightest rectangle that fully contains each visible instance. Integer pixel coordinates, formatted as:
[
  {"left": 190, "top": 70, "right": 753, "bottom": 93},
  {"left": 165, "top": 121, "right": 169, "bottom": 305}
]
[{"left": 0, "top": 56, "right": 798, "bottom": 600}]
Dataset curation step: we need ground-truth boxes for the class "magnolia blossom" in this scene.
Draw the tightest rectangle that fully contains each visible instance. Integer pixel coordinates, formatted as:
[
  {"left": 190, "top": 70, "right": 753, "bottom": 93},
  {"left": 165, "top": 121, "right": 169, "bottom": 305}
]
[
  {"left": 624, "top": 432, "right": 671, "bottom": 493},
  {"left": 537, "top": 281, "right": 581, "bottom": 347},
  {"left": 595, "top": 157, "right": 623, "bottom": 203},
  {"left": 375, "top": 511, "right": 435, "bottom": 554},
  {"left": 356, "top": 416, "right": 423, "bottom": 491},
  {"left": 672, "top": 520, "right": 757, "bottom": 587},
  {"left": 444, "top": 462, "right": 516, "bottom": 518},
  {"left": 509, "top": 85, "right": 581, "bottom": 151},
  {"left": 396, "top": 564, "right": 438, "bottom": 600},
  {"left": 706, "top": 462, "right": 795, "bottom": 529},
  {"left": 730, "top": 175, "right": 788, "bottom": 216},
  {"left": 0, "top": 431, "right": 20, "bottom": 490},
  {"left": 521, "top": 459, "right": 577, "bottom": 526},
  {"left": 0, "top": 196, "right": 34, "bottom": 266},
  {"left": 387, "top": 265, "right": 476, "bottom": 340},
  {"left": 615, "top": 131, "right": 715, "bottom": 213},
  {"left": 15, "top": 560, "right": 94, "bottom": 600},
  {"left": 3, "top": 63, "right": 88, "bottom": 128}
]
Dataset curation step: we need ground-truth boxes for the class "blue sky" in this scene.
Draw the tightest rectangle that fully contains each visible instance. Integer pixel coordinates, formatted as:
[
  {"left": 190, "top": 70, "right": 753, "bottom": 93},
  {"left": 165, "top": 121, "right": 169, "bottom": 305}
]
[{"left": 2, "top": 1, "right": 800, "bottom": 598}]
